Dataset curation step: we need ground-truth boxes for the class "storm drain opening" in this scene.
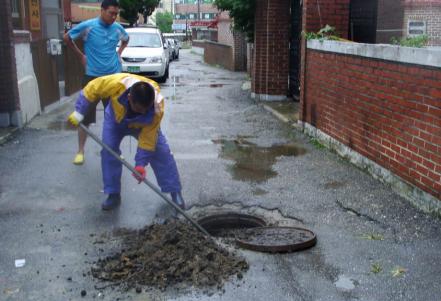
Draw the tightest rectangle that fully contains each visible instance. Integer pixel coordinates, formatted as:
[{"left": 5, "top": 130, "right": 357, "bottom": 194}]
[{"left": 197, "top": 212, "right": 317, "bottom": 253}]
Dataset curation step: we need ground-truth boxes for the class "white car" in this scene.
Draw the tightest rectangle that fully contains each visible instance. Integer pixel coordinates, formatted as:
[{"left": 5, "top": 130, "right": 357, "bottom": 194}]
[{"left": 119, "top": 27, "right": 169, "bottom": 83}]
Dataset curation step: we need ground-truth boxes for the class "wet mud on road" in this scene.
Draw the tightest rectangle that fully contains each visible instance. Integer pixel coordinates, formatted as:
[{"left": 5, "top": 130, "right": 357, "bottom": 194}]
[{"left": 91, "top": 220, "right": 248, "bottom": 293}]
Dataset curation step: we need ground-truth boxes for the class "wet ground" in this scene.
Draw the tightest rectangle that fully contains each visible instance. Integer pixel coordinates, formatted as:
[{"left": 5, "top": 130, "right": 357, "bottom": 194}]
[{"left": 1, "top": 49, "right": 441, "bottom": 301}]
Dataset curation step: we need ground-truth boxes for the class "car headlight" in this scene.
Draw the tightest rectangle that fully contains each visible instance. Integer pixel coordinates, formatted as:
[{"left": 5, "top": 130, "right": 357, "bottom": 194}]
[{"left": 149, "top": 57, "right": 163, "bottom": 64}]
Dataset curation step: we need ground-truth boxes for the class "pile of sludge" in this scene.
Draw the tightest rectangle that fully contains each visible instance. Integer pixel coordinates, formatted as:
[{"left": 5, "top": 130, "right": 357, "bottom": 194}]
[{"left": 91, "top": 220, "right": 248, "bottom": 291}]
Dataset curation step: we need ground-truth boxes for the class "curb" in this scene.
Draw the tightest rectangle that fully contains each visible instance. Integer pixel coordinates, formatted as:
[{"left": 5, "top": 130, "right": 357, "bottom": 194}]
[
  {"left": 0, "top": 127, "right": 20, "bottom": 146},
  {"left": 261, "top": 104, "right": 290, "bottom": 123}
]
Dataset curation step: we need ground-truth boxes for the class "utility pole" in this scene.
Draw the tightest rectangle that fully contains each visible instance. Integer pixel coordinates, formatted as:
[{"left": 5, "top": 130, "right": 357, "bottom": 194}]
[{"left": 197, "top": 0, "right": 200, "bottom": 20}]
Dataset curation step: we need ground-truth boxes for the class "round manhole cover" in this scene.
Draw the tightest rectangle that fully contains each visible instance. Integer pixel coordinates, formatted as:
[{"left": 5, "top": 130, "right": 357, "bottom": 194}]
[{"left": 236, "top": 226, "right": 317, "bottom": 253}]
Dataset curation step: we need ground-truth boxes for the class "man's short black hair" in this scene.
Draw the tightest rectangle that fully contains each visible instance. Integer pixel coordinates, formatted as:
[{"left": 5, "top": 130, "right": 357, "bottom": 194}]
[
  {"left": 101, "top": 0, "right": 119, "bottom": 9},
  {"left": 130, "top": 82, "right": 155, "bottom": 109}
]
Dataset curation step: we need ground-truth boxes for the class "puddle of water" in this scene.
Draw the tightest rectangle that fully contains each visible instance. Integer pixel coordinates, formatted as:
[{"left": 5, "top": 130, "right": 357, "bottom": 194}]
[
  {"left": 47, "top": 120, "right": 77, "bottom": 131},
  {"left": 334, "top": 275, "right": 357, "bottom": 290},
  {"left": 213, "top": 138, "right": 307, "bottom": 183}
]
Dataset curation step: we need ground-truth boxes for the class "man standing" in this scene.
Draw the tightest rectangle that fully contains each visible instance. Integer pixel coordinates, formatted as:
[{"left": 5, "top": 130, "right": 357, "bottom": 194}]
[
  {"left": 68, "top": 73, "right": 186, "bottom": 211},
  {"left": 64, "top": 0, "right": 129, "bottom": 165}
]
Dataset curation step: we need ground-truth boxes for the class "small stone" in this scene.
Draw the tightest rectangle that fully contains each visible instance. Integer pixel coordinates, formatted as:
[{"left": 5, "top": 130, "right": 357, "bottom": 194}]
[
  {"left": 67, "top": 277, "right": 72, "bottom": 281},
  {"left": 81, "top": 290, "right": 87, "bottom": 297},
  {"left": 135, "top": 286, "right": 142, "bottom": 293}
]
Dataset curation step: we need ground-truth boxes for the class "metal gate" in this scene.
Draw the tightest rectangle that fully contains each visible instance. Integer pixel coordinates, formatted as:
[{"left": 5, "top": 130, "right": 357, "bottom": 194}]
[
  {"left": 64, "top": 40, "right": 85, "bottom": 96},
  {"left": 31, "top": 39, "right": 60, "bottom": 109},
  {"left": 289, "top": 0, "right": 302, "bottom": 99}
]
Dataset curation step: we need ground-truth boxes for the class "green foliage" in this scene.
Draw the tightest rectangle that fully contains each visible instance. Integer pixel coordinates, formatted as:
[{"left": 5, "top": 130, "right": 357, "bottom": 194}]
[
  {"left": 119, "top": 0, "right": 160, "bottom": 26},
  {"left": 304, "top": 25, "right": 340, "bottom": 41},
  {"left": 156, "top": 11, "right": 173, "bottom": 33},
  {"left": 390, "top": 35, "right": 428, "bottom": 48},
  {"left": 214, "top": 0, "right": 255, "bottom": 41},
  {"left": 371, "top": 263, "right": 383, "bottom": 274}
]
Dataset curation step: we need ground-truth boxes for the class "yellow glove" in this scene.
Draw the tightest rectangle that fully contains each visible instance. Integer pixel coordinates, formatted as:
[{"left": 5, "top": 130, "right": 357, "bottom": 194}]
[{"left": 68, "top": 111, "right": 84, "bottom": 126}]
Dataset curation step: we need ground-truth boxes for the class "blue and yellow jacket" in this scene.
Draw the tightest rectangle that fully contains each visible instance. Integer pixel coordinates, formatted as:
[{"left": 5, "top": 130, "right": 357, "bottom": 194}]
[{"left": 75, "top": 73, "right": 164, "bottom": 165}]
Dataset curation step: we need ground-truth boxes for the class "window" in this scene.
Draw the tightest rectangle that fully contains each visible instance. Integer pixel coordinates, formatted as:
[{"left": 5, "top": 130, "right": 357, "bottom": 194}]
[{"left": 408, "top": 20, "right": 426, "bottom": 36}]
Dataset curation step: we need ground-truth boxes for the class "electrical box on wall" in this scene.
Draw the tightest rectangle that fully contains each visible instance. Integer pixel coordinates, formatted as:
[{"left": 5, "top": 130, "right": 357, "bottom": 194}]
[
  {"left": 47, "top": 39, "right": 62, "bottom": 55},
  {"left": 408, "top": 20, "right": 427, "bottom": 36}
]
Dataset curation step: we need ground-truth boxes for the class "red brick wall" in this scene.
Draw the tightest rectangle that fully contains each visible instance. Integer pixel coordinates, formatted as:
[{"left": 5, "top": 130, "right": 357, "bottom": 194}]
[
  {"left": 233, "top": 31, "right": 247, "bottom": 71},
  {"left": 376, "top": 0, "right": 404, "bottom": 43},
  {"left": 204, "top": 41, "right": 234, "bottom": 71},
  {"left": 0, "top": 0, "right": 20, "bottom": 113},
  {"left": 252, "top": 0, "right": 290, "bottom": 97},
  {"left": 303, "top": 49, "right": 441, "bottom": 199},
  {"left": 303, "top": 0, "right": 350, "bottom": 38}
]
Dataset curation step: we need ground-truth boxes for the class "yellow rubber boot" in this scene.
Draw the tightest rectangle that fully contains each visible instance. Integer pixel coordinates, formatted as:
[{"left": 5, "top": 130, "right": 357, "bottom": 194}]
[{"left": 73, "top": 153, "right": 84, "bottom": 165}]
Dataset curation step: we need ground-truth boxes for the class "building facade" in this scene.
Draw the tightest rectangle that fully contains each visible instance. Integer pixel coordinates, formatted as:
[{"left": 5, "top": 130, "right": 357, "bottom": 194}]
[
  {"left": 403, "top": 0, "right": 441, "bottom": 46},
  {"left": 173, "top": 0, "right": 219, "bottom": 40}
]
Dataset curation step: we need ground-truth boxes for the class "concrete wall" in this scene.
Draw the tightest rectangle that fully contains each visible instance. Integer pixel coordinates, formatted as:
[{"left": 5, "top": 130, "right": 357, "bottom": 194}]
[
  {"left": 301, "top": 40, "right": 441, "bottom": 205},
  {"left": 14, "top": 30, "right": 41, "bottom": 126}
]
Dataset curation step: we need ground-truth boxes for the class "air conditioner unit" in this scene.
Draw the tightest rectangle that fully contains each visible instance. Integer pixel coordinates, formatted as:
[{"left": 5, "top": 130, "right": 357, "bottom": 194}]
[{"left": 408, "top": 20, "right": 426, "bottom": 36}]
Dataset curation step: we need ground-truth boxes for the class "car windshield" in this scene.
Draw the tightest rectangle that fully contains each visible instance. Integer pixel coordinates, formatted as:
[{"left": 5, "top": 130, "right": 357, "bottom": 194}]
[{"left": 127, "top": 33, "right": 161, "bottom": 48}]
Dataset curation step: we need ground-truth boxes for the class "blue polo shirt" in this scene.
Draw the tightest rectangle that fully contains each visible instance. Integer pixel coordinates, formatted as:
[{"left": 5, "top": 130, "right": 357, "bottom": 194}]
[{"left": 68, "top": 17, "right": 129, "bottom": 76}]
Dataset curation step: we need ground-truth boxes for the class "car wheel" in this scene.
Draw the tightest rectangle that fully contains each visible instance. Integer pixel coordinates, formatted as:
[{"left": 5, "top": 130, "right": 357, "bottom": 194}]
[{"left": 158, "top": 65, "right": 169, "bottom": 83}]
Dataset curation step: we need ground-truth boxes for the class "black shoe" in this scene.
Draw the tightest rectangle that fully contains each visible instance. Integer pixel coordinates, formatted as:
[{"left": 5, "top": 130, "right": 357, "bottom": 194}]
[
  {"left": 102, "top": 193, "right": 121, "bottom": 211},
  {"left": 171, "top": 192, "right": 186, "bottom": 210}
]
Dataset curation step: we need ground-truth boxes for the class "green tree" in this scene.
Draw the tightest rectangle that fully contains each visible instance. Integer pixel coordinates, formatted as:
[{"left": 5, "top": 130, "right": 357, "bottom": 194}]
[
  {"left": 119, "top": 0, "right": 160, "bottom": 27},
  {"left": 214, "top": 0, "right": 255, "bottom": 41},
  {"left": 156, "top": 11, "right": 173, "bottom": 33}
]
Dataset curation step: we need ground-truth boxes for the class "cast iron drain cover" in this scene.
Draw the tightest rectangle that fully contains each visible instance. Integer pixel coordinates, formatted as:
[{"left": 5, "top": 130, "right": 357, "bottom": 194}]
[{"left": 236, "top": 226, "right": 317, "bottom": 253}]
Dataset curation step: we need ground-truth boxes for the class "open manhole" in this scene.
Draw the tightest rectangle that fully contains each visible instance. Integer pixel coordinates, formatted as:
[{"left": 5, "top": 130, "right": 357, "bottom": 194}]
[
  {"left": 197, "top": 213, "right": 266, "bottom": 237},
  {"left": 198, "top": 213, "right": 317, "bottom": 253}
]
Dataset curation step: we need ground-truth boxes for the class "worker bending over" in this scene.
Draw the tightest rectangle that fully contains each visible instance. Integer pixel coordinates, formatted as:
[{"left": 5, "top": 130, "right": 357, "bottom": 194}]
[{"left": 68, "top": 73, "right": 185, "bottom": 211}]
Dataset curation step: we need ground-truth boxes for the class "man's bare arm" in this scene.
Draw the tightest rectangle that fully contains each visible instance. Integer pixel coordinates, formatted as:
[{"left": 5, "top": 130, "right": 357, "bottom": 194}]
[
  {"left": 63, "top": 33, "right": 86, "bottom": 66},
  {"left": 117, "top": 38, "right": 129, "bottom": 56}
]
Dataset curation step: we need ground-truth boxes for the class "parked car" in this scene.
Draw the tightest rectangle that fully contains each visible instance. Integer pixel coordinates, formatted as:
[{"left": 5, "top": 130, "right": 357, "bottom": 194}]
[
  {"left": 164, "top": 39, "right": 174, "bottom": 62},
  {"left": 119, "top": 27, "right": 169, "bottom": 83},
  {"left": 166, "top": 38, "right": 179, "bottom": 60},
  {"left": 172, "top": 39, "right": 180, "bottom": 59}
]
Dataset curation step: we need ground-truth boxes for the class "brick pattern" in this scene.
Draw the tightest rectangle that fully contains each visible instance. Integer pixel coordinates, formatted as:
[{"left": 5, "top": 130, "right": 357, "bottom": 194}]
[
  {"left": 252, "top": 0, "right": 290, "bottom": 96},
  {"left": 204, "top": 41, "right": 234, "bottom": 70},
  {"left": 303, "top": 49, "right": 441, "bottom": 199},
  {"left": 233, "top": 31, "right": 247, "bottom": 71},
  {"left": 404, "top": 5, "right": 441, "bottom": 46},
  {"left": 376, "top": 0, "right": 404, "bottom": 43},
  {"left": 217, "top": 12, "right": 234, "bottom": 46},
  {"left": 0, "top": 0, "right": 20, "bottom": 113},
  {"left": 303, "top": 0, "right": 350, "bottom": 38}
]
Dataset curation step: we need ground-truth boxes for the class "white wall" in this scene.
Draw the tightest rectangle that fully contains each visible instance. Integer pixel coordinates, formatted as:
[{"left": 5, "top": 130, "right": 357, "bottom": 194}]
[{"left": 14, "top": 31, "right": 41, "bottom": 126}]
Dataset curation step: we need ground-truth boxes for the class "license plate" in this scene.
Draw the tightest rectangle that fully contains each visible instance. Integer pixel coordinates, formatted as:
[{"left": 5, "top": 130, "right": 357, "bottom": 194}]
[{"left": 127, "top": 66, "right": 140, "bottom": 72}]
